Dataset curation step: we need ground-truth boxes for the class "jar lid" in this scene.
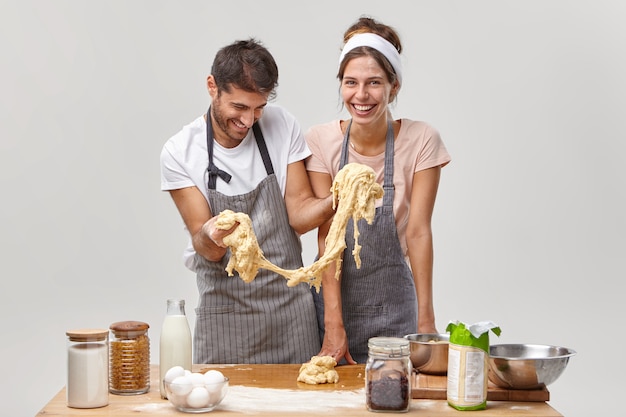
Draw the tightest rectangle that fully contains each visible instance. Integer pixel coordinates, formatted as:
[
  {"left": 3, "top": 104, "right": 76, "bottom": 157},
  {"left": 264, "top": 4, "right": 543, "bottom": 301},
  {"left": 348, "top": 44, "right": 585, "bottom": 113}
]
[
  {"left": 109, "top": 321, "right": 149, "bottom": 337},
  {"left": 368, "top": 336, "right": 410, "bottom": 356},
  {"left": 66, "top": 328, "right": 108, "bottom": 342}
]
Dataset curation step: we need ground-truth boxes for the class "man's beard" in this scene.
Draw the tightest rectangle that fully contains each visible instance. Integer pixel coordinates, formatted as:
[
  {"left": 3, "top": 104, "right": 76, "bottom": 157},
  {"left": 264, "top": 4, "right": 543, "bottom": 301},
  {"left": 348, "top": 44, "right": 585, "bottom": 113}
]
[{"left": 211, "top": 102, "right": 248, "bottom": 142}]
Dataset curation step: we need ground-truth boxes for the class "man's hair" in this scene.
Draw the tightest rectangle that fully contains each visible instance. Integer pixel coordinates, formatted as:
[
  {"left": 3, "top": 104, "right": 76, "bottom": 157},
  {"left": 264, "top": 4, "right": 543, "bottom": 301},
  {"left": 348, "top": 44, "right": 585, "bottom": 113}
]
[{"left": 211, "top": 38, "right": 279, "bottom": 100}]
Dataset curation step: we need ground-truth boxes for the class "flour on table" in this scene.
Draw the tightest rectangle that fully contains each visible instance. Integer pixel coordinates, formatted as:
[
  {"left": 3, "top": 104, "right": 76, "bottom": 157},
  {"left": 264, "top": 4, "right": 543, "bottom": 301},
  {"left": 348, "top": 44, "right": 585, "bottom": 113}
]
[
  {"left": 219, "top": 386, "right": 365, "bottom": 413},
  {"left": 215, "top": 163, "right": 384, "bottom": 291}
]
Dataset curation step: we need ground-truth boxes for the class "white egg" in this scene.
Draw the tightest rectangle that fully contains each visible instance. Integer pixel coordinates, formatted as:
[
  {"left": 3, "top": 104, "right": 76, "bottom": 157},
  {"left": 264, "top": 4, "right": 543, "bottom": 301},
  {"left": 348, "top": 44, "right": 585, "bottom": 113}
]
[
  {"left": 167, "top": 391, "right": 187, "bottom": 406},
  {"left": 169, "top": 375, "right": 193, "bottom": 396},
  {"left": 163, "top": 365, "right": 185, "bottom": 383},
  {"left": 186, "top": 386, "right": 210, "bottom": 408},
  {"left": 203, "top": 370, "right": 225, "bottom": 385},
  {"left": 188, "top": 372, "right": 206, "bottom": 387},
  {"left": 208, "top": 385, "right": 224, "bottom": 404}
]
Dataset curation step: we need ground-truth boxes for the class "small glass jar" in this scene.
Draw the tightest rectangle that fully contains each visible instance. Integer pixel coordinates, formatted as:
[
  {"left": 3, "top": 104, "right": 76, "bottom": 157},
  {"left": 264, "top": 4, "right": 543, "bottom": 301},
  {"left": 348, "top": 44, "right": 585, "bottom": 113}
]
[
  {"left": 365, "top": 337, "right": 412, "bottom": 413},
  {"left": 109, "top": 321, "right": 150, "bottom": 395},
  {"left": 66, "top": 329, "right": 109, "bottom": 408}
]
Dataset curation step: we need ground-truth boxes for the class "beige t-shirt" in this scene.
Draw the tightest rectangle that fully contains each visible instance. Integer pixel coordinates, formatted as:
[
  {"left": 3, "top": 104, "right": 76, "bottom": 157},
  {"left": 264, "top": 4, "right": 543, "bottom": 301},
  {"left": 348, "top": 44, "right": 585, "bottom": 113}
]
[{"left": 305, "top": 119, "right": 451, "bottom": 258}]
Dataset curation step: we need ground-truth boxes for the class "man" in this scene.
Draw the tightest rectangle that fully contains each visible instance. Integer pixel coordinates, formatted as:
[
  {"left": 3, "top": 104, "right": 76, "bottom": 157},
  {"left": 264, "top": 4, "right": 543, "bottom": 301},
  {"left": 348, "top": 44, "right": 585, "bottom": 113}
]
[{"left": 160, "top": 38, "right": 333, "bottom": 364}]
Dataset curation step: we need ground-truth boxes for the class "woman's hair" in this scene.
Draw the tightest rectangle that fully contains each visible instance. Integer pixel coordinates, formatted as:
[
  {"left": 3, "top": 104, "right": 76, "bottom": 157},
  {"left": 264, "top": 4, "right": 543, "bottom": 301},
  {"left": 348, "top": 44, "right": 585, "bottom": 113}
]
[
  {"left": 211, "top": 38, "right": 279, "bottom": 100},
  {"left": 338, "top": 17, "right": 402, "bottom": 92}
]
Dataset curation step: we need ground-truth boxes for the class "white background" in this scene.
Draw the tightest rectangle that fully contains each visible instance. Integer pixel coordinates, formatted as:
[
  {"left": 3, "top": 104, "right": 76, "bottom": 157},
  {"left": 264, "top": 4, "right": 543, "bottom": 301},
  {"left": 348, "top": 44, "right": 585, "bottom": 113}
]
[{"left": 1, "top": 1, "right": 624, "bottom": 416}]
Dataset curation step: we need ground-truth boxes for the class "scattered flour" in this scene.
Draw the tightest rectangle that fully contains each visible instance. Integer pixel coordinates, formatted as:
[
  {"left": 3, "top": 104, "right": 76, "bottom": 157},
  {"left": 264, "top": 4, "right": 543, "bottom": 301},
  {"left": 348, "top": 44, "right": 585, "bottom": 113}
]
[
  {"left": 219, "top": 386, "right": 366, "bottom": 413},
  {"left": 132, "top": 402, "right": 172, "bottom": 413}
]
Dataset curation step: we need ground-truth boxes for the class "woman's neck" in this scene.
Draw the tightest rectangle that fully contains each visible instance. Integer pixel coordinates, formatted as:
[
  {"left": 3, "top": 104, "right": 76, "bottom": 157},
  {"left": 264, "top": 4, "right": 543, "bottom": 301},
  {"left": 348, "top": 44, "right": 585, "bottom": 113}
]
[{"left": 345, "top": 117, "right": 395, "bottom": 156}]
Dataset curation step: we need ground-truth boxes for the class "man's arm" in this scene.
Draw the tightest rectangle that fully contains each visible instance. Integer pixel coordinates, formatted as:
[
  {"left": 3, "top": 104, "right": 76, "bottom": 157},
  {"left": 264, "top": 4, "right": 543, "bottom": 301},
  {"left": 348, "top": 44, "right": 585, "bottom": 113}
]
[
  {"left": 284, "top": 160, "right": 334, "bottom": 235},
  {"left": 168, "top": 186, "right": 234, "bottom": 262}
]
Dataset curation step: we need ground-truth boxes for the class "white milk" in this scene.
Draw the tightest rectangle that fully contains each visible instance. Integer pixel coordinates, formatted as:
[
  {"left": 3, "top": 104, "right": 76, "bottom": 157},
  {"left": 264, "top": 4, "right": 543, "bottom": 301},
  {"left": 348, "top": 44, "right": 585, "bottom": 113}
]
[{"left": 159, "top": 313, "right": 192, "bottom": 398}]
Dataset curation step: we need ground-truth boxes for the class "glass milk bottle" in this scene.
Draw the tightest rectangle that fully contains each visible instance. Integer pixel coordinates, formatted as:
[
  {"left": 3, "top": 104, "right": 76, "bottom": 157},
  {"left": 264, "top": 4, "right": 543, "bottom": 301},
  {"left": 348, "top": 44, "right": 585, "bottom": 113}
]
[
  {"left": 66, "top": 329, "right": 109, "bottom": 408},
  {"left": 159, "top": 298, "right": 192, "bottom": 398}
]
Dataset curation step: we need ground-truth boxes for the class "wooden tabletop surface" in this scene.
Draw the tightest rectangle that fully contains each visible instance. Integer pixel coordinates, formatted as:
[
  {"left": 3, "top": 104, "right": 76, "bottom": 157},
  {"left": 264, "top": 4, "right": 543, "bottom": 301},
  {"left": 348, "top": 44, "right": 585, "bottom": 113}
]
[{"left": 36, "top": 364, "right": 563, "bottom": 416}]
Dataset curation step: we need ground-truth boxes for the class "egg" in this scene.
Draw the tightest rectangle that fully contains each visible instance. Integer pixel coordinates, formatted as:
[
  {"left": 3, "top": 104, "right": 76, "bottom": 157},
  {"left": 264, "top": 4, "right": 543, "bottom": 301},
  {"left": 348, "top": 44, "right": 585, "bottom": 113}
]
[
  {"left": 203, "top": 370, "right": 225, "bottom": 385},
  {"left": 168, "top": 375, "right": 193, "bottom": 396},
  {"left": 163, "top": 365, "right": 185, "bottom": 384},
  {"left": 188, "top": 372, "right": 207, "bottom": 387},
  {"left": 186, "top": 386, "right": 210, "bottom": 408},
  {"left": 208, "top": 384, "right": 225, "bottom": 404}
]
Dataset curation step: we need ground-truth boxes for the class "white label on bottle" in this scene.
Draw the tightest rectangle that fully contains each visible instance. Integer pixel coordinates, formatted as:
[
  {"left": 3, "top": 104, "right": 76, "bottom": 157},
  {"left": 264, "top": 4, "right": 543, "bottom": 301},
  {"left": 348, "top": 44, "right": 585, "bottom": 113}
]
[
  {"left": 446, "top": 343, "right": 487, "bottom": 407},
  {"left": 464, "top": 350, "right": 485, "bottom": 401}
]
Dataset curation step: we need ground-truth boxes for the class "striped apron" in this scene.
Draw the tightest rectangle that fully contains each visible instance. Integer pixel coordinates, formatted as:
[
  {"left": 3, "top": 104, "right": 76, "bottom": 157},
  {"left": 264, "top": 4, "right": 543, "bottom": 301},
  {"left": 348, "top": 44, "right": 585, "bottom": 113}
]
[
  {"left": 313, "top": 120, "right": 418, "bottom": 363},
  {"left": 193, "top": 112, "right": 320, "bottom": 364}
]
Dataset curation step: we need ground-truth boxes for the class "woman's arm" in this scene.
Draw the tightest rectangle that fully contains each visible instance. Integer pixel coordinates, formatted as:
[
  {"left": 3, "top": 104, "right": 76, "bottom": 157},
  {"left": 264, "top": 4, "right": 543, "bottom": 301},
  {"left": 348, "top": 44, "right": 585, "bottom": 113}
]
[
  {"left": 307, "top": 170, "right": 356, "bottom": 364},
  {"left": 405, "top": 166, "right": 442, "bottom": 334}
]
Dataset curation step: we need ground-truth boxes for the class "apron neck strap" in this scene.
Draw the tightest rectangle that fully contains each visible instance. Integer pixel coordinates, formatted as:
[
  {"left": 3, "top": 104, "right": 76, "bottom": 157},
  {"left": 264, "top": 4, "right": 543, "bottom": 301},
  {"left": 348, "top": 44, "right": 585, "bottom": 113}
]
[
  {"left": 206, "top": 107, "right": 233, "bottom": 189},
  {"left": 252, "top": 123, "right": 275, "bottom": 176},
  {"left": 340, "top": 119, "right": 395, "bottom": 206},
  {"left": 206, "top": 107, "right": 275, "bottom": 190}
]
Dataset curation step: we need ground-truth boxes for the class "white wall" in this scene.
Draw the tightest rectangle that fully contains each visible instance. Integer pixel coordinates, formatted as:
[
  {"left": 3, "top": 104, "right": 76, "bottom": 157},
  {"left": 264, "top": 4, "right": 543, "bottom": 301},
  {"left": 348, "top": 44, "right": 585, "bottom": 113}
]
[{"left": 1, "top": 1, "right": 624, "bottom": 416}]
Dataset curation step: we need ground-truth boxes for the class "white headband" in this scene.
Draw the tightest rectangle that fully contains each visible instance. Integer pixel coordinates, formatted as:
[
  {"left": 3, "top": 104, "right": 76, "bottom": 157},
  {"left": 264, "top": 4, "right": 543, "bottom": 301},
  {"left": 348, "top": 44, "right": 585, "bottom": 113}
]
[{"left": 339, "top": 33, "right": 403, "bottom": 85}]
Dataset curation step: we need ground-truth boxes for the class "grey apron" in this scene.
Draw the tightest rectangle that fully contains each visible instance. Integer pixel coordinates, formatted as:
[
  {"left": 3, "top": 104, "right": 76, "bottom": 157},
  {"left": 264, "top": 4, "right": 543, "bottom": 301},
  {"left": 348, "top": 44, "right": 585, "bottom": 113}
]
[
  {"left": 193, "top": 109, "right": 320, "bottom": 364},
  {"left": 313, "top": 120, "right": 418, "bottom": 363}
]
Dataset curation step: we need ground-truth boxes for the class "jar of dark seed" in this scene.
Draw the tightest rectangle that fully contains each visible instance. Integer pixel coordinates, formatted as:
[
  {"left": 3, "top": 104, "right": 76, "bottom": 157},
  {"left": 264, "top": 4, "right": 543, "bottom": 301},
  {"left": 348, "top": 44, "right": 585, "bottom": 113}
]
[
  {"left": 365, "top": 337, "right": 411, "bottom": 413},
  {"left": 109, "top": 321, "right": 150, "bottom": 395}
]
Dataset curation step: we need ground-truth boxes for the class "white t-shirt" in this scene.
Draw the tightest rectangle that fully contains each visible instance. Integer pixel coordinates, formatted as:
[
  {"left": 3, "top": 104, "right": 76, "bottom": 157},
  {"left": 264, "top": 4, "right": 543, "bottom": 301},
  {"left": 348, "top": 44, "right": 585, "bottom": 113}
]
[{"left": 160, "top": 104, "right": 310, "bottom": 269}]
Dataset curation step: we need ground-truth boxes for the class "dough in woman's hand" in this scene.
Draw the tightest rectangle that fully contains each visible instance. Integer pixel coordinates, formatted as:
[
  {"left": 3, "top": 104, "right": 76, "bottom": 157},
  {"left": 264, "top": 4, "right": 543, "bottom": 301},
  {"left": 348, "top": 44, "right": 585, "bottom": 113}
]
[{"left": 297, "top": 355, "right": 339, "bottom": 385}]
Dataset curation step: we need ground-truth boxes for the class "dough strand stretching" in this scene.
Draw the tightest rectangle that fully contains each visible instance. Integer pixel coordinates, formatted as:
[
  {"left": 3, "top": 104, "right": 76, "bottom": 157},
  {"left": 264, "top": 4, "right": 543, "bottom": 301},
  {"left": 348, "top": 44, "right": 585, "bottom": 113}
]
[{"left": 215, "top": 163, "right": 384, "bottom": 291}]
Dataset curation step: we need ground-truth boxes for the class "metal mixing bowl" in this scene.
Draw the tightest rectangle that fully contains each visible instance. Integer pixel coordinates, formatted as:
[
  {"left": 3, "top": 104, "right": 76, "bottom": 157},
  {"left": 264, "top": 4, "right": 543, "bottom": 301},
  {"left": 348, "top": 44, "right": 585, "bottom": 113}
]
[
  {"left": 488, "top": 344, "right": 576, "bottom": 389},
  {"left": 404, "top": 333, "right": 449, "bottom": 375}
]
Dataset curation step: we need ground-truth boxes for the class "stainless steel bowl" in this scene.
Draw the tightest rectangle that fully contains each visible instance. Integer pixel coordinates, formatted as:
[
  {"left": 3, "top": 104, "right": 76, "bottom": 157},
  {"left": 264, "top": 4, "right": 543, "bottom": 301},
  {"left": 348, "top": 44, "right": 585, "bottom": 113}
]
[
  {"left": 488, "top": 344, "right": 576, "bottom": 390},
  {"left": 404, "top": 333, "right": 449, "bottom": 375}
]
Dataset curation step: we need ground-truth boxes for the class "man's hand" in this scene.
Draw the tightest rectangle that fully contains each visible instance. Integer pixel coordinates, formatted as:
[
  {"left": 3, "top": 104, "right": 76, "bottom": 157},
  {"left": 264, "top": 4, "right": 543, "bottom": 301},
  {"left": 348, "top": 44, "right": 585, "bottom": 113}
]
[{"left": 201, "top": 216, "right": 239, "bottom": 248}]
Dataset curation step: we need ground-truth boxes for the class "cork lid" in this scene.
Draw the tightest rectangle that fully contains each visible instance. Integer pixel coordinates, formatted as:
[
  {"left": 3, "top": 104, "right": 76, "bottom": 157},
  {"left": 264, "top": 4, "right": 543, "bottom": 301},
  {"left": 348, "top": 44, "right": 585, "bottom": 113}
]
[
  {"left": 109, "top": 321, "right": 149, "bottom": 338},
  {"left": 66, "top": 328, "right": 109, "bottom": 342}
]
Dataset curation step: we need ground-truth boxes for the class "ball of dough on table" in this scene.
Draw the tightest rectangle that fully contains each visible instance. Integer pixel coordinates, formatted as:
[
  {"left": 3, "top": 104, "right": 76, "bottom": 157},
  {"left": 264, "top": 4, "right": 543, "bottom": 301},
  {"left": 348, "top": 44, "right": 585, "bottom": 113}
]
[{"left": 297, "top": 355, "right": 340, "bottom": 385}]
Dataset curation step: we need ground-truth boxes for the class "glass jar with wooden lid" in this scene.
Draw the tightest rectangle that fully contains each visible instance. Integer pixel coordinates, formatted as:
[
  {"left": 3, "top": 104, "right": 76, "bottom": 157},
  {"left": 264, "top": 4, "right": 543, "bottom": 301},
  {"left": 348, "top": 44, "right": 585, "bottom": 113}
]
[
  {"left": 108, "top": 321, "right": 150, "bottom": 395},
  {"left": 66, "top": 328, "right": 109, "bottom": 408}
]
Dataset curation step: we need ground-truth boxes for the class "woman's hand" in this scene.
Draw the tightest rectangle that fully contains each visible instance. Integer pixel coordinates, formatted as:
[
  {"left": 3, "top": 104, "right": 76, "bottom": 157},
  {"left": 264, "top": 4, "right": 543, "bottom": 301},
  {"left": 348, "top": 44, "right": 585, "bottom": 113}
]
[
  {"left": 417, "top": 321, "right": 438, "bottom": 335},
  {"left": 319, "top": 325, "right": 357, "bottom": 365}
]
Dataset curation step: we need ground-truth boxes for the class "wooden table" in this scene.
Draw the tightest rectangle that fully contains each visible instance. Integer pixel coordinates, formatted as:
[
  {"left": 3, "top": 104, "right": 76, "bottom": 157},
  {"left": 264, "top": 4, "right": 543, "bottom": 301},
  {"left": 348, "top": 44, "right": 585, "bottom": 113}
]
[{"left": 37, "top": 364, "right": 563, "bottom": 416}]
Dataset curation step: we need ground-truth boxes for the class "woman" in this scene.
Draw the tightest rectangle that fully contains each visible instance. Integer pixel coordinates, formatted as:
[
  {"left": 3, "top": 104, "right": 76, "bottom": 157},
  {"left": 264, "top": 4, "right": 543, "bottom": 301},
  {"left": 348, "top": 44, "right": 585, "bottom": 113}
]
[{"left": 305, "top": 17, "right": 451, "bottom": 364}]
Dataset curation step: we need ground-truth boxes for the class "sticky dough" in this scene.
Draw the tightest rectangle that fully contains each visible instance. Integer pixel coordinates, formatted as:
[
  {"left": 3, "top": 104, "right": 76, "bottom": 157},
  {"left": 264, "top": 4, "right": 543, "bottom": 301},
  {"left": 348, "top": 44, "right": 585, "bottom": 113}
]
[
  {"left": 297, "top": 355, "right": 339, "bottom": 385},
  {"left": 215, "top": 162, "right": 384, "bottom": 291}
]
